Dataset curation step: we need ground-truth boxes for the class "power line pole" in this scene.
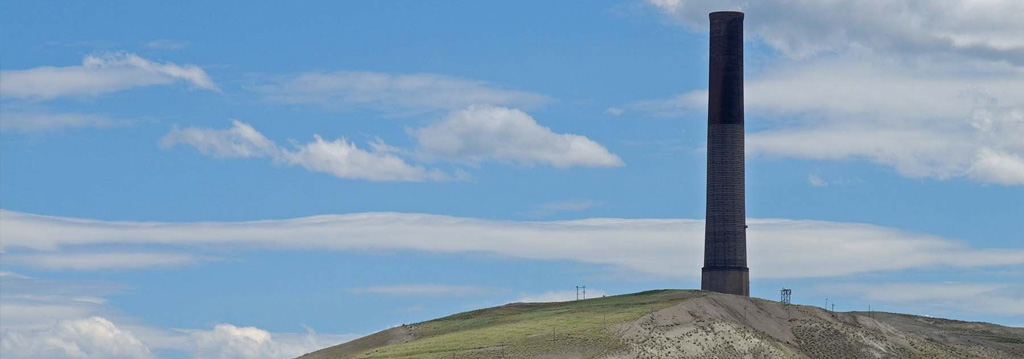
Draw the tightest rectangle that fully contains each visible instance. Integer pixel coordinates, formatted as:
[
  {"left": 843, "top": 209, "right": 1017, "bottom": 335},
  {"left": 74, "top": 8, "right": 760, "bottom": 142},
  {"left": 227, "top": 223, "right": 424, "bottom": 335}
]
[{"left": 582, "top": 285, "right": 586, "bottom": 300}]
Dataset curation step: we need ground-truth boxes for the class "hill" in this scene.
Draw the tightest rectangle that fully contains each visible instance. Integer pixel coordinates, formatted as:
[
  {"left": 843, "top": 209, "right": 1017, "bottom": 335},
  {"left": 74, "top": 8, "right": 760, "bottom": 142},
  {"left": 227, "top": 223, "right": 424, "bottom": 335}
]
[{"left": 297, "top": 290, "right": 1024, "bottom": 359}]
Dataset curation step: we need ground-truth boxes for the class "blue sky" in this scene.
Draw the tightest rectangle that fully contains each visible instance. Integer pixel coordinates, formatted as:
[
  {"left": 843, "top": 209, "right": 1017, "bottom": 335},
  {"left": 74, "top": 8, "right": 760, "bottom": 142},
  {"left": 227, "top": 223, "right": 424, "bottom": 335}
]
[{"left": 2, "top": 1, "right": 1023, "bottom": 358}]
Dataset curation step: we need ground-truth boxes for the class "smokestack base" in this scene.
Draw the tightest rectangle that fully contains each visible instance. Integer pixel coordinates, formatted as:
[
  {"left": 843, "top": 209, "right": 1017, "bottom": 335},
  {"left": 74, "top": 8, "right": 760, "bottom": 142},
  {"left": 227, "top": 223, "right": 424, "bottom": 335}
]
[{"left": 701, "top": 267, "right": 749, "bottom": 296}]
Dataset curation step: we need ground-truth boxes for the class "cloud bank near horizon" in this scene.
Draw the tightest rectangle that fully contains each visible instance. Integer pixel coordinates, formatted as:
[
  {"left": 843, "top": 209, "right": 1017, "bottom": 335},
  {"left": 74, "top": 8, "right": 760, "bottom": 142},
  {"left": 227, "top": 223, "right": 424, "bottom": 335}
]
[{"left": 3, "top": 209, "right": 1022, "bottom": 279}]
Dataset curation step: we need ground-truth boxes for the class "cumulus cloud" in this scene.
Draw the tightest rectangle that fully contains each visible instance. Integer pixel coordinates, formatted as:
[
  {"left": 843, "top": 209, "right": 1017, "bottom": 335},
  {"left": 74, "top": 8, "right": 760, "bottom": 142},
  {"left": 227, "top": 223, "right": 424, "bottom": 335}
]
[
  {"left": 0, "top": 52, "right": 217, "bottom": 100},
  {"left": 161, "top": 120, "right": 447, "bottom": 182},
  {"left": 281, "top": 135, "right": 448, "bottom": 182},
  {"left": 0, "top": 317, "right": 154, "bottom": 359},
  {"left": 0, "top": 111, "right": 126, "bottom": 133},
  {"left": 414, "top": 105, "right": 624, "bottom": 168},
  {"left": 183, "top": 323, "right": 348, "bottom": 359},
  {"left": 254, "top": 71, "right": 550, "bottom": 114},
  {"left": 0, "top": 317, "right": 350, "bottom": 359},
  {"left": 3, "top": 210, "right": 1023, "bottom": 279},
  {"left": 634, "top": 1, "right": 1024, "bottom": 185},
  {"left": 817, "top": 282, "right": 1024, "bottom": 317},
  {"left": 0, "top": 273, "right": 356, "bottom": 359},
  {"left": 348, "top": 284, "right": 491, "bottom": 297}
]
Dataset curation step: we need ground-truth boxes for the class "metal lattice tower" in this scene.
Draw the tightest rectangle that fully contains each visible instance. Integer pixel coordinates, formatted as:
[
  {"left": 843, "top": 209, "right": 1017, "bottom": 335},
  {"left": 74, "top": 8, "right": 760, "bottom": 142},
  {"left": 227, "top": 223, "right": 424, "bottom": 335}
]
[{"left": 780, "top": 288, "right": 792, "bottom": 304}]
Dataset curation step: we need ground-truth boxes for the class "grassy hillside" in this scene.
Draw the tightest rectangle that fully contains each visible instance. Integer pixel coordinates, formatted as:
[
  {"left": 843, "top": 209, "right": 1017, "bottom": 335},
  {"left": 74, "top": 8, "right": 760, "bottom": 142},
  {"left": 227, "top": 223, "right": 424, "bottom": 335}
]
[
  {"left": 300, "top": 290, "right": 705, "bottom": 359},
  {"left": 298, "top": 290, "right": 1024, "bottom": 359}
]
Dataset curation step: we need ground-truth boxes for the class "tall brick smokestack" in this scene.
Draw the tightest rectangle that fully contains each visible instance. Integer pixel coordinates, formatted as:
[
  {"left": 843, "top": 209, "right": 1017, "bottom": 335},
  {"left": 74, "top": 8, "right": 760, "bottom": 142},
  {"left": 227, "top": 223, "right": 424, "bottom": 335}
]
[{"left": 701, "top": 11, "right": 749, "bottom": 296}]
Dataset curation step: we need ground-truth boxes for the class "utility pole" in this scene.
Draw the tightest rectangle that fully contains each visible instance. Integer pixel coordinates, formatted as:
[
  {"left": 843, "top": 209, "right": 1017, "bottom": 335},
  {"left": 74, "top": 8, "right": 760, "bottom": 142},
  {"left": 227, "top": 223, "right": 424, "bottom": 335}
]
[
  {"left": 576, "top": 286, "right": 579, "bottom": 301},
  {"left": 582, "top": 285, "right": 586, "bottom": 300},
  {"left": 831, "top": 303, "right": 835, "bottom": 312}
]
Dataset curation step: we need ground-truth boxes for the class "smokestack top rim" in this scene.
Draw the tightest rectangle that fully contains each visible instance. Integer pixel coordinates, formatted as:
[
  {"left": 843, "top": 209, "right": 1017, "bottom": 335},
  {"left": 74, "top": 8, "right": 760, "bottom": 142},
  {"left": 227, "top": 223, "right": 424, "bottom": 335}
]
[{"left": 709, "top": 11, "right": 745, "bottom": 19}]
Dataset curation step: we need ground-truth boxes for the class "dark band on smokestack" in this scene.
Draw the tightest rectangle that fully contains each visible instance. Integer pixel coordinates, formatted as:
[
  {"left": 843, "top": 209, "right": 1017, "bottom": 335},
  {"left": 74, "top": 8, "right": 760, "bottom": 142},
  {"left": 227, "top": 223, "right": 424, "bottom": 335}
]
[{"left": 701, "top": 11, "right": 749, "bottom": 296}]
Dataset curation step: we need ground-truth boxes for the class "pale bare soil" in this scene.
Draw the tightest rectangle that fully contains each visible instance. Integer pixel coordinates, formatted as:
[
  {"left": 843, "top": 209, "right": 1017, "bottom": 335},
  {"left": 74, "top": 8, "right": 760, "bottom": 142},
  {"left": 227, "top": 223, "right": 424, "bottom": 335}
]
[
  {"left": 612, "top": 294, "right": 1024, "bottom": 359},
  {"left": 297, "top": 290, "right": 1024, "bottom": 359}
]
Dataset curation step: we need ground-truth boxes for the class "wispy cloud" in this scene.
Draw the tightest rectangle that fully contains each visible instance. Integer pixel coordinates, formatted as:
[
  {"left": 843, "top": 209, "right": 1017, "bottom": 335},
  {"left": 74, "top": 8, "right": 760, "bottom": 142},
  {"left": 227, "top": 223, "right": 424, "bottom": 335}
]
[
  {"left": 816, "top": 282, "right": 1024, "bottom": 317},
  {"left": 604, "top": 107, "right": 624, "bottom": 116},
  {"left": 144, "top": 39, "right": 190, "bottom": 50},
  {"left": 161, "top": 120, "right": 449, "bottom": 182},
  {"left": 253, "top": 71, "right": 550, "bottom": 114},
  {"left": 348, "top": 284, "right": 491, "bottom": 297},
  {"left": 807, "top": 173, "right": 828, "bottom": 188},
  {"left": 0, "top": 111, "right": 127, "bottom": 133},
  {"left": 414, "top": 105, "right": 624, "bottom": 168},
  {"left": 0, "top": 52, "right": 217, "bottom": 100},
  {"left": 3, "top": 252, "right": 206, "bottom": 270},
  {"left": 528, "top": 200, "right": 603, "bottom": 217},
  {"left": 3, "top": 210, "right": 1023, "bottom": 279}
]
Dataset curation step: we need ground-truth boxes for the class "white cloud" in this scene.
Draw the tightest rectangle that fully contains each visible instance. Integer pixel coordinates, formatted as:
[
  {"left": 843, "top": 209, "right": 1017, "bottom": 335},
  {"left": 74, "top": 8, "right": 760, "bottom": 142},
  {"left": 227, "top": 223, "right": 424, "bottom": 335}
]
[
  {"left": 348, "top": 284, "right": 491, "bottom": 297},
  {"left": 282, "top": 135, "right": 448, "bottom": 182},
  {"left": 3, "top": 209, "right": 1023, "bottom": 279},
  {"left": 414, "top": 105, "right": 624, "bottom": 168},
  {"left": 0, "top": 274, "right": 356, "bottom": 359},
  {"left": 644, "top": 0, "right": 1024, "bottom": 65},
  {"left": 0, "top": 52, "right": 217, "bottom": 100},
  {"left": 160, "top": 120, "right": 278, "bottom": 159},
  {"left": 807, "top": 173, "right": 827, "bottom": 187},
  {"left": 182, "top": 323, "right": 349, "bottom": 359},
  {"left": 0, "top": 111, "right": 126, "bottom": 133},
  {"left": 633, "top": 1, "right": 1024, "bottom": 185},
  {"left": 515, "top": 289, "right": 608, "bottom": 303},
  {"left": 0, "top": 317, "right": 352, "bottom": 359},
  {"left": 0, "top": 273, "right": 123, "bottom": 331},
  {"left": 0, "top": 317, "right": 154, "bottom": 359},
  {"left": 4, "top": 252, "right": 205, "bottom": 270},
  {"left": 604, "top": 107, "right": 624, "bottom": 116},
  {"left": 817, "top": 282, "right": 1024, "bottom": 317},
  {"left": 254, "top": 71, "right": 550, "bottom": 114},
  {"left": 970, "top": 148, "right": 1024, "bottom": 185},
  {"left": 161, "top": 120, "right": 447, "bottom": 182}
]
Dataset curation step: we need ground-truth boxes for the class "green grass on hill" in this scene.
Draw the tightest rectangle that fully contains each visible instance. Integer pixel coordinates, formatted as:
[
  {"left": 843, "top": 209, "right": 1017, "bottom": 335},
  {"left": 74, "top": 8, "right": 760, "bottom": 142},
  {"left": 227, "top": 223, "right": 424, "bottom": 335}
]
[{"left": 356, "top": 290, "right": 707, "bottom": 359}]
